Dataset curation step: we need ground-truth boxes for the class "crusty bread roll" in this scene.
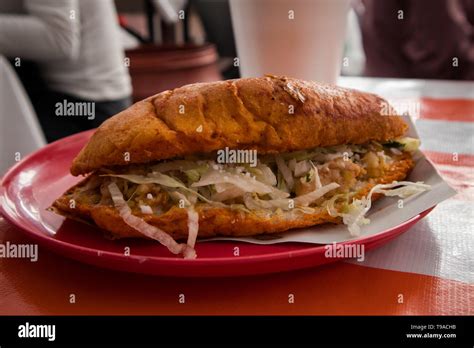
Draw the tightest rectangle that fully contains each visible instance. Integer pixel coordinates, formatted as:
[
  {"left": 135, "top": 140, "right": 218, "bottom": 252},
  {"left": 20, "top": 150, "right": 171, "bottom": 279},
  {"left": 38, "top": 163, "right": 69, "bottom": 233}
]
[
  {"left": 71, "top": 75, "right": 407, "bottom": 176},
  {"left": 51, "top": 75, "right": 416, "bottom": 248}
]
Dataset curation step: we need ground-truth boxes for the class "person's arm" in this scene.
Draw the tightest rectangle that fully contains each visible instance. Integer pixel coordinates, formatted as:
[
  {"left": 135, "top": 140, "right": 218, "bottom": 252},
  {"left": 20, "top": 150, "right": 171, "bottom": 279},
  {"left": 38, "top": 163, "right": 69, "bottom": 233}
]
[{"left": 0, "top": 0, "right": 80, "bottom": 61}]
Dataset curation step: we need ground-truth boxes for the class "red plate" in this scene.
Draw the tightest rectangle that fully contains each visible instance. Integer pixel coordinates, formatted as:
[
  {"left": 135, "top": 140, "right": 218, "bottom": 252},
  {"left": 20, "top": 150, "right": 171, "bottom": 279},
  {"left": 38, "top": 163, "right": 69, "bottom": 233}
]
[{"left": 0, "top": 131, "right": 434, "bottom": 277}]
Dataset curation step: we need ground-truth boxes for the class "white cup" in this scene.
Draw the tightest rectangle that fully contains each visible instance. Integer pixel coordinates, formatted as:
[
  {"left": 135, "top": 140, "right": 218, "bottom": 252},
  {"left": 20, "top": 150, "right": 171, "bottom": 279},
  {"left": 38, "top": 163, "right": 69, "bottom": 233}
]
[{"left": 230, "top": 0, "right": 350, "bottom": 84}]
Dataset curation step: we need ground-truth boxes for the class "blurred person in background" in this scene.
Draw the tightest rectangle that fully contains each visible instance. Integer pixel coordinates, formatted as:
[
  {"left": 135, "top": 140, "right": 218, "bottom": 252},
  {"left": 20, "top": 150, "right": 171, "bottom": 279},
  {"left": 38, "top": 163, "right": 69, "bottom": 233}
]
[
  {"left": 0, "top": 0, "right": 132, "bottom": 142},
  {"left": 357, "top": 0, "right": 474, "bottom": 79}
]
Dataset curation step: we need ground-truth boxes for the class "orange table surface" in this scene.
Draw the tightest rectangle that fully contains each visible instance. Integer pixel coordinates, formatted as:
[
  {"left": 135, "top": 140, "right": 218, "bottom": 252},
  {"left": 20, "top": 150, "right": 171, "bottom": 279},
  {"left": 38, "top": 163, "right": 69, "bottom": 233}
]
[{"left": 0, "top": 216, "right": 471, "bottom": 316}]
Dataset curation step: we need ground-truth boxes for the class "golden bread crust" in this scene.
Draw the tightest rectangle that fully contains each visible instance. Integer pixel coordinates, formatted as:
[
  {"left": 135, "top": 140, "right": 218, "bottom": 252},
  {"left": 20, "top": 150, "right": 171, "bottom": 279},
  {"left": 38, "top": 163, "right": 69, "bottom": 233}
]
[{"left": 71, "top": 75, "right": 407, "bottom": 176}]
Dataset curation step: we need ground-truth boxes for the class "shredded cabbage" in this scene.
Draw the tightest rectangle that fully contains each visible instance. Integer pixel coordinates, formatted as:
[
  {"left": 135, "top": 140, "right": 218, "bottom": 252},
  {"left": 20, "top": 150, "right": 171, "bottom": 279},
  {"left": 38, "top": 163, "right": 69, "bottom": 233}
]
[
  {"left": 192, "top": 168, "right": 290, "bottom": 199},
  {"left": 245, "top": 163, "right": 277, "bottom": 186},
  {"left": 104, "top": 173, "right": 182, "bottom": 187},
  {"left": 294, "top": 160, "right": 312, "bottom": 177},
  {"left": 186, "top": 206, "right": 199, "bottom": 249},
  {"left": 168, "top": 190, "right": 191, "bottom": 206},
  {"left": 310, "top": 161, "right": 322, "bottom": 188},
  {"left": 275, "top": 155, "right": 294, "bottom": 190},
  {"left": 98, "top": 140, "right": 428, "bottom": 259},
  {"left": 277, "top": 170, "right": 289, "bottom": 193},
  {"left": 327, "top": 181, "right": 431, "bottom": 236},
  {"left": 294, "top": 182, "right": 340, "bottom": 207},
  {"left": 325, "top": 193, "right": 349, "bottom": 217},
  {"left": 212, "top": 186, "right": 246, "bottom": 202},
  {"left": 151, "top": 160, "right": 208, "bottom": 173},
  {"left": 108, "top": 182, "right": 196, "bottom": 259},
  {"left": 103, "top": 173, "right": 223, "bottom": 206},
  {"left": 102, "top": 140, "right": 427, "bottom": 239},
  {"left": 243, "top": 193, "right": 292, "bottom": 211}
]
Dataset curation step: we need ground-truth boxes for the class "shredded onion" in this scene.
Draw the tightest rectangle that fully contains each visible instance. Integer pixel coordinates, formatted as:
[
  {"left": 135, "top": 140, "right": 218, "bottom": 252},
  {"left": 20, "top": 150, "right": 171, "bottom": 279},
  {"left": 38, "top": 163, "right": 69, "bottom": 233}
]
[{"left": 108, "top": 182, "right": 196, "bottom": 259}]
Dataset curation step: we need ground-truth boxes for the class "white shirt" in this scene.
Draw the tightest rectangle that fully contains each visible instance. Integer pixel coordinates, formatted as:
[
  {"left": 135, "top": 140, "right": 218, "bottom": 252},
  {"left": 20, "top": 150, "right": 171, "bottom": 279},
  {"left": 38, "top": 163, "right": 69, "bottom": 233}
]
[{"left": 0, "top": 0, "right": 132, "bottom": 101}]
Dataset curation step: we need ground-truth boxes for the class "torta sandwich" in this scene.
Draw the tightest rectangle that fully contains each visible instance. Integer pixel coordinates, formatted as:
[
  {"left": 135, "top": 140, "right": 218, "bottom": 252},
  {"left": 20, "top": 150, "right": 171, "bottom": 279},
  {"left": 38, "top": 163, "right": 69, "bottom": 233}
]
[{"left": 50, "top": 75, "right": 430, "bottom": 259}]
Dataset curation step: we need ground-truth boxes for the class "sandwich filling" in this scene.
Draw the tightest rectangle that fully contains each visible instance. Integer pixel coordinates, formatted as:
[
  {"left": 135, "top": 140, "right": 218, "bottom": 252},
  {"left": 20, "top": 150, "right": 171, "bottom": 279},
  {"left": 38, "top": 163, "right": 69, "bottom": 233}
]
[{"left": 67, "top": 137, "right": 430, "bottom": 258}]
